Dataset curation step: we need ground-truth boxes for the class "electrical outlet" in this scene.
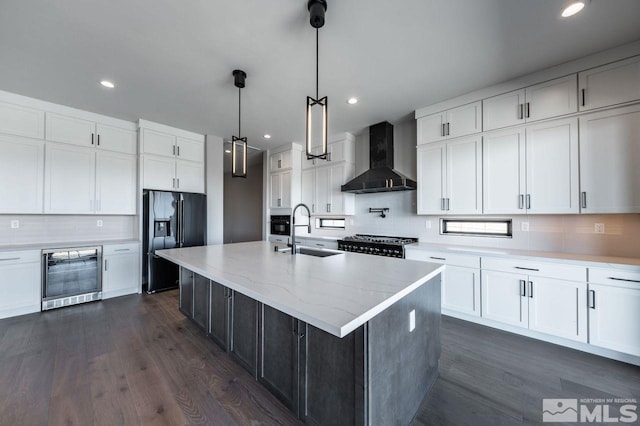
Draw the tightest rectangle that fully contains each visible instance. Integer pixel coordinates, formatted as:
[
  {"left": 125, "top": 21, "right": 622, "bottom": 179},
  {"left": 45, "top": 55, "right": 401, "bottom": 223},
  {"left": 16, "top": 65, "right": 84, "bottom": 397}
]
[
  {"left": 97, "top": 220, "right": 103, "bottom": 228},
  {"left": 594, "top": 223, "right": 605, "bottom": 234},
  {"left": 10, "top": 220, "right": 19, "bottom": 229},
  {"left": 521, "top": 222, "right": 529, "bottom": 232},
  {"left": 425, "top": 220, "right": 432, "bottom": 230},
  {"left": 409, "top": 309, "right": 416, "bottom": 332}
]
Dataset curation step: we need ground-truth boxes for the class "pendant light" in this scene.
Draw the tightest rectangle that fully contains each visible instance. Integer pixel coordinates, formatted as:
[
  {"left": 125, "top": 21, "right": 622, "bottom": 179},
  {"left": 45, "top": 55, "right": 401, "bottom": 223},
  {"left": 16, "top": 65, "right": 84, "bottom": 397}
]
[
  {"left": 306, "top": 0, "right": 328, "bottom": 161},
  {"left": 232, "top": 69, "right": 248, "bottom": 178}
]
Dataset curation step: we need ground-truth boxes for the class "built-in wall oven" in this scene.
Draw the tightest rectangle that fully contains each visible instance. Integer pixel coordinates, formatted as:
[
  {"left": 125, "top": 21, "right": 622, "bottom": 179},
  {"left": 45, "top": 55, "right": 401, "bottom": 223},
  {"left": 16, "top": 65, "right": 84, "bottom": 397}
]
[
  {"left": 270, "top": 215, "right": 291, "bottom": 236},
  {"left": 42, "top": 246, "right": 102, "bottom": 311}
]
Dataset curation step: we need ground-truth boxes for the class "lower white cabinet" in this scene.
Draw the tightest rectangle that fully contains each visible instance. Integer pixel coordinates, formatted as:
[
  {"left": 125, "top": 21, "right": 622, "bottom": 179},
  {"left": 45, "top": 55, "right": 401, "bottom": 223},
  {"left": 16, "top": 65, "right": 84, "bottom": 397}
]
[
  {"left": 0, "top": 250, "right": 41, "bottom": 319},
  {"left": 0, "top": 135, "right": 44, "bottom": 213},
  {"left": 481, "top": 270, "right": 529, "bottom": 328},
  {"left": 587, "top": 268, "right": 640, "bottom": 357},
  {"left": 102, "top": 243, "right": 140, "bottom": 299}
]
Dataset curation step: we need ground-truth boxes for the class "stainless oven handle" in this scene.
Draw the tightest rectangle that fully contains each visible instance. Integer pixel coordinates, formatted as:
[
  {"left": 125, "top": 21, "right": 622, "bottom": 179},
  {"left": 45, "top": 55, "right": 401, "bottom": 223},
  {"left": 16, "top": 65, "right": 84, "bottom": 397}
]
[{"left": 42, "top": 252, "right": 48, "bottom": 300}]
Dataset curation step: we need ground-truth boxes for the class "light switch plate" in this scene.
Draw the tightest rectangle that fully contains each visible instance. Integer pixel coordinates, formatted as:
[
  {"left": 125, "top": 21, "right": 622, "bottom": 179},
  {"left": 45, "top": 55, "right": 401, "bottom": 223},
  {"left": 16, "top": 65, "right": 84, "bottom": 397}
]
[
  {"left": 594, "top": 223, "right": 605, "bottom": 234},
  {"left": 521, "top": 222, "right": 529, "bottom": 232},
  {"left": 409, "top": 309, "right": 416, "bottom": 332},
  {"left": 10, "top": 220, "right": 19, "bottom": 229},
  {"left": 97, "top": 220, "right": 103, "bottom": 227},
  {"left": 425, "top": 220, "right": 432, "bottom": 229}
]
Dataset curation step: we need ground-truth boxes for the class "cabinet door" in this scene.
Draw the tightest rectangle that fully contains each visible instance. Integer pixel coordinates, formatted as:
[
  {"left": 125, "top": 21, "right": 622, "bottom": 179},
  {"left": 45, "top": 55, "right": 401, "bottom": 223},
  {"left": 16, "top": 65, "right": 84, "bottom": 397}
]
[
  {"left": 176, "top": 160, "right": 204, "bottom": 193},
  {"left": 96, "top": 152, "right": 137, "bottom": 214},
  {"left": 270, "top": 173, "right": 282, "bottom": 208},
  {"left": 579, "top": 105, "right": 640, "bottom": 213},
  {"left": 230, "top": 291, "right": 258, "bottom": 376},
  {"left": 525, "top": 75, "right": 577, "bottom": 122},
  {"left": 446, "top": 136, "right": 482, "bottom": 214},
  {"left": 96, "top": 124, "right": 137, "bottom": 154},
  {"left": 417, "top": 113, "right": 446, "bottom": 145},
  {"left": 416, "top": 144, "right": 445, "bottom": 214},
  {"left": 176, "top": 137, "right": 204, "bottom": 163},
  {"left": 442, "top": 266, "right": 481, "bottom": 317},
  {"left": 482, "top": 127, "right": 526, "bottom": 214},
  {"left": 280, "top": 150, "right": 292, "bottom": 170},
  {"left": 260, "top": 305, "right": 301, "bottom": 415},
  {"left": 0, "top": 260, "right": 40, "bottom": 318},
  {"left": 0, "top": 101, "right": 44, "bottom": 139},
  {"left": 210, "top": 281, "right": 230, "bottom": 350},
  {"left": 103, "top": 252, "right": 139, "bottom": 297},
  {"left": 44, "top": 144, "right": 96, "bottom": 213},
  {"left": 143, "top": 155, "right": 175, "bottom": 192},
  {"left": 301, "top": 169, "right": 316, "bottom": 213},
  {"left": 528, "top": 278, "right": 587, "bottom": 342},
  {"left": 315, "top": 167, "right": 330, "bottom": 214},
  {"left": 0, "top": 136, "right": 44, "bottom": 213},
  {"left": 588, "top": 283, "right": 640, "bottom": 357},
  {"left": 481, "top": 270, "right": 528, "bottom": 328},
  {"left": 329, "top": 163, "right": 354, "bottom": 215},
  {"left": 270, "top": 151, "right": 292, "bottom": 171},
  {"left": 483, "top": 89, "right": 525, "bottom": 131},
  {"left": 525, "top": 118, "right": 579, "bottom": 214},
  {"left": 141, "top": 128, "right": 176, "bottom": 157},
  {"left": 579, "top": 55, "right": 640, "bottom": 111},
  {"left": 179, "top": 268, "right": 194, "bottom": 317},
  {"left": 45, "top": 112, "right": 95, "bottom": 147},
  {"left": 280, "top": 171, "right": 292, "bottom": 208},
  {"left": 193, "top": 274, "right": 210, "bottom": 331},
  {"left": 446, "top": 101, "right": 482, "bottom": 138}
]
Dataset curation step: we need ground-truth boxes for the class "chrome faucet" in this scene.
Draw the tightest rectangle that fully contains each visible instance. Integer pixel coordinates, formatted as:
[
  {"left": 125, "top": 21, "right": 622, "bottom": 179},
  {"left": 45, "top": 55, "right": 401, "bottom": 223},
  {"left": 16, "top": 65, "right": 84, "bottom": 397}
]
[{"left": 289, "top": 203, "right": 312, "bottom": 255}]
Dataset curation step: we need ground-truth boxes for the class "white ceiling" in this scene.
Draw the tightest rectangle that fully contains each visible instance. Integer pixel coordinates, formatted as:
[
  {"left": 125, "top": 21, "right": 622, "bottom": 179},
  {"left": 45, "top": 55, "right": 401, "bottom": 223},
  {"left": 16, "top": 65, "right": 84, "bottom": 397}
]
[{"left": 1, "top": 0, "right": 640, "bottom": 151}]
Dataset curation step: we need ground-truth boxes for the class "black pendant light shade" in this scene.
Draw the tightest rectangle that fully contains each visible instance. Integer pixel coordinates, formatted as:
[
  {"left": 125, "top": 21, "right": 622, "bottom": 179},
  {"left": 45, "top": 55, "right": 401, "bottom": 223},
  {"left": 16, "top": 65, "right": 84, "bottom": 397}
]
[
  {"left": 306, "top": 0, "right": 328, "bottom": 161},
  {"left": 232, "top": 69, "right": 247, "bottom": 178}
]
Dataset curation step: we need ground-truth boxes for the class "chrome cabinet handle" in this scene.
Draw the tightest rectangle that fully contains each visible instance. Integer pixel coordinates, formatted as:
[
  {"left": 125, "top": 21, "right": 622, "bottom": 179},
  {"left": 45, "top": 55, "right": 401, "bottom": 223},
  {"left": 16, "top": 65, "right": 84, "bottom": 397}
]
[
  {"left": 520, "top": 280, "right": 526, "bottom": 297},
  {"left": 446, "top": 198, "right": 450, "bottom": 211},
  {"left": 430, "top": 256, "right": 446, "bottom": 261},
  {"left": 327, "top": 203, "right": 331, "bottom": 212},
  {"left": 441, "top": 123, "right": 445, "bottom": 137},
  {"left": 441, "top": 198, "right": 445, "bottom": 211},
  {"left": 97, "top": 134, "right": 100, "bottom": 146},
  {"left": 588, "top": 289, "right": 596, "bottom": 309},
  {"left": 176, "top": 178, "right": 179, "bottom": 189},
  {"left": 518, "top": 104, "right": 524, "bottom": 120},
  {"left": 515, "top": 266, "right": 539, "bottom": 272},
  {"left": 528, "top": 281, "right": 533, "bottom": 298},
  {"left": 581, "top": 192, "right": 587, "bottom": 209},
  {"left": 581, "top": 88, "right": 586, "bottom": 107},
  {"left": 104, "top": 259, "right": 108, "bottom": 271},
  {"left": 0, "top": 257, "right": 20, "bottom": 262},
  {"left": 519, "top": 194, "right": 524, "bottom": 209},
  {"left": 173, "top": 145, "right": 176, "bottom": 156},
  {"left": 607, "top": 277, "right": 640, "bottom": 284},
  {"left": 172, "top": 178, "right": 176, "bottom": 188},
  {"left": 311, "top": 204, "right": 315, "bottom": 213},
  {"left": 526, "top": 194, "right": 531, "bottom": 210},
  {"left": 91, "top": 133, "right": 95, "bottom": 145},
  {"left": 327, "top": 152, "right": 332, "bottom": 162},
  {"left": 278, "top": 159, "right": 282, "bottom": 168},
  {"left": 177, "top": 146, "right": 180, "bottom": 156},
  {"left": 114, "top": 248, "right": 130, "bottom": 252},
  {"left": 525, "top": 102, "right": 530, "bottom": 118}
]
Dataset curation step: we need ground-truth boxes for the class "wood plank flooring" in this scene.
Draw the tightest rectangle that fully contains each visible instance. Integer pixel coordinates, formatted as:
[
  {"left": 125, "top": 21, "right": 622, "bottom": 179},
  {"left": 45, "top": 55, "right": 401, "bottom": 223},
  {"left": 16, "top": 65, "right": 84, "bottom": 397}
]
[{"left": 0, "top": 290, "right": 638, "bottom": 425}]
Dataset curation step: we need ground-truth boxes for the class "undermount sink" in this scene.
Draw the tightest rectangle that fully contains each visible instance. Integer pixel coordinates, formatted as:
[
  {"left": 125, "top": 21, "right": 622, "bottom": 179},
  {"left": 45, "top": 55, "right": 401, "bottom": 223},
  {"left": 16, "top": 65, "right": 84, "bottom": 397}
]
[{"left": 278, "top": 246, "right": 343, "bottom": 257}]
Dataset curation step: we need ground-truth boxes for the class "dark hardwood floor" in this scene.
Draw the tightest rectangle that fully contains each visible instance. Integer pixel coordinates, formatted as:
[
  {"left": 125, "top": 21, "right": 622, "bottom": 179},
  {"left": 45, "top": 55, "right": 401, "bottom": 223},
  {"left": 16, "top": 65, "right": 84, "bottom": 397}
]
[{"left": 0, "top": 290, "right": 638, "bottom": 425}]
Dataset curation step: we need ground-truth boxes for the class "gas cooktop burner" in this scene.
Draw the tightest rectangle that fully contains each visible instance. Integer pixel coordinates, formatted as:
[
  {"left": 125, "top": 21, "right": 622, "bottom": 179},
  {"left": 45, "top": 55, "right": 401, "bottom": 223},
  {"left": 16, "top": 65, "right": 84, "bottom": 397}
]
[
  {"left": 337, "top": 234, "right": 418, "bottom": 258},
  {"left": 341, "top": 234, "right": 417, "bottom": 245}
]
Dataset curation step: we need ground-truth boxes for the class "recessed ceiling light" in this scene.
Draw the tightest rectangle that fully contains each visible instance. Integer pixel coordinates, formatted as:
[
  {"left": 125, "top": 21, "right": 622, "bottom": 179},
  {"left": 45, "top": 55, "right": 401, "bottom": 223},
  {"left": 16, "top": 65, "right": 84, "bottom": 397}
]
[
  {"left": 224, "top": 149, "right": 231, "bottom": 153},
  {"left": 347, "top": 97, "right": 358, "bottom": 105},
  {"left": 561, "top": 1, "right": 585, "bottom": 17},
  {"left": 100, "top": 80, "right": 115, "bottom": 89},
  {"left": 263, "top": 134, "right": 271, "bottom": 139}
]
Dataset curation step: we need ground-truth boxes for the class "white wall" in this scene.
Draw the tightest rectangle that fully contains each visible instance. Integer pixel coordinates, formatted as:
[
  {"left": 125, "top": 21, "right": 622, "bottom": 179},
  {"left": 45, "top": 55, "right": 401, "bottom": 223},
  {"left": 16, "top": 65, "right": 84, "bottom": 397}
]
[{"left": 206, "top": 134, "right": 224, "bottom": 245}]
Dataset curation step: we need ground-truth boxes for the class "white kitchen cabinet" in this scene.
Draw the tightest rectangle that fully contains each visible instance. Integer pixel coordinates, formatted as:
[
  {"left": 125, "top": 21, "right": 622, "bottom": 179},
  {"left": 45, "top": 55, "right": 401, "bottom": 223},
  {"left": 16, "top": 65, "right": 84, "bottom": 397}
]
[
  {"left": 302, "top": 139, "right": 353, "bottom": 169},
  {"left": 579, "top": 55, "right": 640, "bottom": 112},
  {"left": 587, "top": 268, "right": 640, "bottom": 357},
  {"left": 95, "top": 152, "right": 137, "bottom": 214},
  {"left": 483, "top": 117, "right": 578, "bottom": 214},
  {"left": 579, "top": 104, "right": 640, "bottom": 213},
  {"left": 483, "top": 75, "right": 577, "bottom": 131},
  {"left": 301, "top": 169, "right": 315, "bottom": 212},
  {"left": 0, "top": 135, "right": 44, "bottom": 213},
  {"left": 418, "top": 101, "right": 482, "bottom": 144},
  {"left": 102, "top": 243, "right": 140, "bottom": 299},
  {"left": 417, "top": 135, "right": 481, "bottom": 215},
  {"left": 143, "top": 155, "right": 175, "bottom": 192},
  {"left": 0, "top": 101, "right": 44, "bottom": 139},
  {"left": 302, "top": 164, "right": 355, "bottom": 215},
  {"left": 44, "top": 144, "right": 96, "bottom": 214},
  {"left": 141, "top": 128, "right": 176, "bottom": 157},
  {"left": 0, "top": 250, "right": 41, "bottom": 319},
  {"left": 270, "top": 151, "right": 292, "bottom": 172},
  {"left": 328, "top": 163, "right": 354, "bottom": 215},
  {"left": 176, "top": 137, "right": 204, "bottom": 162},
  {"left": 481, "top": 270, "right": 529, "bottom": 328},
  {"left": 270, "top": 171, "right": 291, "bottom": 208},
  {"left": 176, "top": 160, "right": 205, "bottom": 193},
  {"left": 46, "top": 112, "right": 136, "bottom": 154},
  {"left": 314, "top": 167, "right": 330, "bottom": 214}
]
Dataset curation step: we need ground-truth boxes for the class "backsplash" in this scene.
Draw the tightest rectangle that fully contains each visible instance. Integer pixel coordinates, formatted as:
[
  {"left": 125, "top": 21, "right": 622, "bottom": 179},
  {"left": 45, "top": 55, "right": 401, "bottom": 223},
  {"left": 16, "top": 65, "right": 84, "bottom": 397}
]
[{"left": 0, "top": 215, "right": 138, "bottom": 247}]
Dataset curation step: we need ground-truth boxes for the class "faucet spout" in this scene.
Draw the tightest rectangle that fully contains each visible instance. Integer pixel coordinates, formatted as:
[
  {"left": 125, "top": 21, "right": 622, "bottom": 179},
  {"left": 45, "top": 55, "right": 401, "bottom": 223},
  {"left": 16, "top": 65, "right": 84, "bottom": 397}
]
[{"left": 290, "top": 203, "right": 312, "bottom": 255}]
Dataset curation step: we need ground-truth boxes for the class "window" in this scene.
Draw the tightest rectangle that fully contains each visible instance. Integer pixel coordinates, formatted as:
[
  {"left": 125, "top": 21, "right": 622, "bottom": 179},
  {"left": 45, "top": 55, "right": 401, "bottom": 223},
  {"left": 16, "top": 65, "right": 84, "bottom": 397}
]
[
  {"left": 440, "top": 219, "right": 512, "bottom": 238},
  {"left": 315, "top": 217, "right": 346, "bottom": 229}
]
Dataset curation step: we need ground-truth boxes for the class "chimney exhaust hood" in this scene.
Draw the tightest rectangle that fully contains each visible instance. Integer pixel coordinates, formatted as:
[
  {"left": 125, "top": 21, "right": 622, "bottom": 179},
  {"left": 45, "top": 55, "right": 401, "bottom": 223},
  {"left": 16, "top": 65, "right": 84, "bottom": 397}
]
[{"left": 341, "top": 121, "right": 417, "bottom": 194}]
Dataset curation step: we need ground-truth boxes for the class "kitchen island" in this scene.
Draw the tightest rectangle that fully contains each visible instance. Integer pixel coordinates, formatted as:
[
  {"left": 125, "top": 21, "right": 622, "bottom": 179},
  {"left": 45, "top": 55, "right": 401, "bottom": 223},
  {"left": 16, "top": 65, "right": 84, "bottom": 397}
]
[{"left": 157, "top": 241, "right": 444, "bottom": 425}]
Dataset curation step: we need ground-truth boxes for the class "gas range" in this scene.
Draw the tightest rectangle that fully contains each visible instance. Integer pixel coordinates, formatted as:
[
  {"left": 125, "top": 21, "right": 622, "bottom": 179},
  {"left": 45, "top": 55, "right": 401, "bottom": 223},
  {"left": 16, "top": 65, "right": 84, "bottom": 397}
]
[{"left": 337, "top": 234, "right": 418, "bottom": 258}]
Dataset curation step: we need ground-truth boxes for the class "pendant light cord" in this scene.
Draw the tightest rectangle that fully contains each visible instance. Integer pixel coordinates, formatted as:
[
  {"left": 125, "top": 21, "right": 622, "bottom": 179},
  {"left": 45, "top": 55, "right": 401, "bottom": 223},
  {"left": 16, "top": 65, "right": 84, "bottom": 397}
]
[
  {"left": 316, "top": 28, "right": 319, "bottom": 99},
  {"left": 238, "top": 86, "right": 241, "bottom": 137}
]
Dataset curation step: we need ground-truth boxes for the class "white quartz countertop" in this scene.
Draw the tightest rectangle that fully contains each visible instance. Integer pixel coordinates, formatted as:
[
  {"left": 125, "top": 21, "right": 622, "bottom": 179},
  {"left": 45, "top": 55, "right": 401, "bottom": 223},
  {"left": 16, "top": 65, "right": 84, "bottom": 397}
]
[
  {"left": 0, "top": 239, "right": 140, "bottom": 252},
  {"left": 406, "top": 242, "right": 640, "bottom": 270},
  {"left": 156, "top": 241, "right": 444, "bottom": 338}
]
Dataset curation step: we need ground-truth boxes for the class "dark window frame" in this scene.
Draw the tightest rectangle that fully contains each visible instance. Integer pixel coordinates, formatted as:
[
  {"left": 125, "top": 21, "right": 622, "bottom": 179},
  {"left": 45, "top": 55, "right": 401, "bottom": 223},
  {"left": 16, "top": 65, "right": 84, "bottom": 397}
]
[{"left": 440, "top": 218, "right": 513, "bottom": 238}]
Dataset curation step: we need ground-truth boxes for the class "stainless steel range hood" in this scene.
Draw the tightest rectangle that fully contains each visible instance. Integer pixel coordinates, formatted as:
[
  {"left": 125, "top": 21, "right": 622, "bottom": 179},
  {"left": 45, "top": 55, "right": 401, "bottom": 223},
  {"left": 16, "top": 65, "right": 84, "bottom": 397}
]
[{"left": 341, "top": 121, "right": 417, "bottom": 194}]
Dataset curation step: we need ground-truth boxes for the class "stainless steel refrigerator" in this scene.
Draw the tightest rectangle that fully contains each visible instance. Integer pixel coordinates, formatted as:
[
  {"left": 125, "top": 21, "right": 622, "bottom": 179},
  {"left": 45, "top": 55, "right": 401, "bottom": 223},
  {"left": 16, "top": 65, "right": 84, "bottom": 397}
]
[{"left": 143, "top": 190, "right": 206, "bottom": 293}]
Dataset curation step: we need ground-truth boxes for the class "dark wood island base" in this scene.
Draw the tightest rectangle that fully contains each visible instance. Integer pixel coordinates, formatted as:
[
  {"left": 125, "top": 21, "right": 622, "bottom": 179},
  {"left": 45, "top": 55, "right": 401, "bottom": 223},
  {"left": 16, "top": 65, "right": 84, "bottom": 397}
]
[{"left": 179, "top": 267, "right": 441, "bottom": 425}]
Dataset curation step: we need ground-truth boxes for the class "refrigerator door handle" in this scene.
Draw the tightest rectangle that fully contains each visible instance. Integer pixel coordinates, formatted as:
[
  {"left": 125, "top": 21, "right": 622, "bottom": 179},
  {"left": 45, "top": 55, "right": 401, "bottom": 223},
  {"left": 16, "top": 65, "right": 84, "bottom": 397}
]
[{"left": 180, "top": 198, "right": 185, "bottom": 244}]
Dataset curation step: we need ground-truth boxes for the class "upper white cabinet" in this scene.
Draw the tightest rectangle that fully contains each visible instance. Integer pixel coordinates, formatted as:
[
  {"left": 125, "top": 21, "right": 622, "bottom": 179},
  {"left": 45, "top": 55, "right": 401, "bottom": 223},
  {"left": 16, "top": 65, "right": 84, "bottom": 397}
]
[
  {"left": 270, "top": 171, "right": 292, "bottom": 208},
  {"left": 0, "top": 101, "right": 44, "bottom": 139},
  {"left": 302, "top": 163, "right": 355, "bottom": 215},
  {"left": 269, "top": 143, "right": 302, "bottom": 210},
  {"left": 417, "top": 135, "right": 482, "bottom": 215},
  {"left": 95, "top": 152, "right": 137, "bottom": 215},
  {"left": 418, "top": 101, "right": 482, "bottom": 145},
  {"left": 140, "top": 121, "right": 205, "bottom": 194},
  {"left": 579, "top": 55, "right": 640, "bottom": 112},
  {"left": 483, "top": 75, "right": 577, "bottom": 131},
  {"left": 302, "top": 138, "right": 354, "bottom": 169},
  {"left": 271, "top": 150, "right": 292, "bottom": 172},
  {"left": 483, "top": 117, "right": 578, "bottom": 214},
  {"left": 46, "top": 112, "right": 136, "bottom": 154},
  {"left": 0, "top": 135, "right": 44, "bottom": 214},
  {"left": 579, "top": 104, "right": 640, "bottom": 213}
]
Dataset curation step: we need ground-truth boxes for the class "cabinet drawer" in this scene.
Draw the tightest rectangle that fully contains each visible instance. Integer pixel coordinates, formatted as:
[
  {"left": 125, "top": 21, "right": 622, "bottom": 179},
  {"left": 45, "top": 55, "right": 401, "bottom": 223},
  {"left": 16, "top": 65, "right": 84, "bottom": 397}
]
[
  {"left": 0, "top": 250, "right": 41, "bottom": 264},
  {"left": 405, "top": 249, "right": 480, "bottom": 269},
  {"left": 589, "top": 268, "right": 640, "bottom": 287},
  {"left": 481, "top": 256, "right": 586, "bottom": 282},
  {"left": 103, "top": 242, "right": 140, "bottom": 256},
  {"left": 295, "top": 238, "right": 338, "bottom": 250},
  {"left": 268, "top": 235, "right": 289, "bottom": 244}
]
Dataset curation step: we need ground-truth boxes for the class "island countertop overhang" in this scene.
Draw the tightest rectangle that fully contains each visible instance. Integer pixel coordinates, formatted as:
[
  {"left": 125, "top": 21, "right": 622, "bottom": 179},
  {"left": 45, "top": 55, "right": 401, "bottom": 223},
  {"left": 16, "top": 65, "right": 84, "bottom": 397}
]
[{"left": 156, "top": 241, "right": 444, "bottom": 338}]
